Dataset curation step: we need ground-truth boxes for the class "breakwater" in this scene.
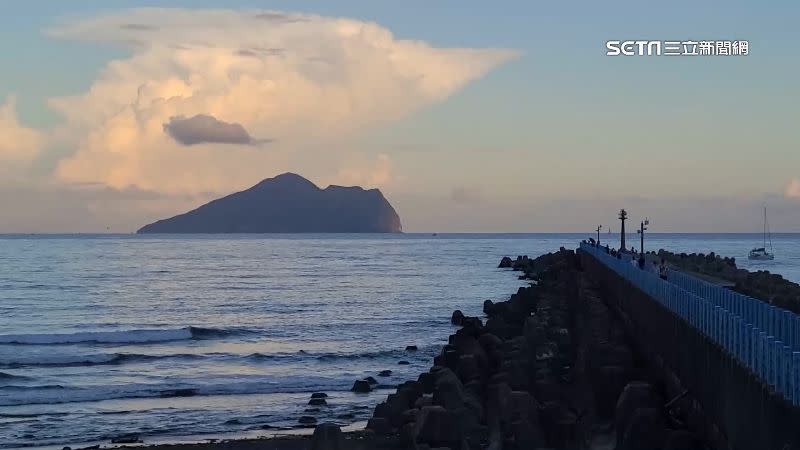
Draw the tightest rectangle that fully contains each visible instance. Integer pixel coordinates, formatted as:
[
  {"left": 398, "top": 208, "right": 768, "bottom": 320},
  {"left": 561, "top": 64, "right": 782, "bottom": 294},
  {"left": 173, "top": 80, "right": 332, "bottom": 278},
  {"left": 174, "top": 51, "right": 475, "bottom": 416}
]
[
  {"left": 581, "top": 243, "right": 800, "bottom": 450},
  {"left": 336, "top": 244, "right": 800, "bottom": 450},
  {"left": 356, "top": 248, "right": 710, "bottom": 449}
]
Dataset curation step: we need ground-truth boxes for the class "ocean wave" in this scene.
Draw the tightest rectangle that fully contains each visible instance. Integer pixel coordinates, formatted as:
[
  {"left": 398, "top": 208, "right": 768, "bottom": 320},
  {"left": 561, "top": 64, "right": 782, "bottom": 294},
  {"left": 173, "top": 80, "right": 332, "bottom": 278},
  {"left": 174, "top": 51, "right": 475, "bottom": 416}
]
[
  {"left": 0, "top": 344, "right": 433, "bottom": 369},
  {"left": 0, "top": 352, "right": 207, "bottom": 369},
  {"left": 0, "top": 326, "right": 236, "bottom": 346},
  {"left": 0, "top": 376, "right": 362, "bottom": 407},
  {"left": 0, "top": 371, "right": 30, "bottom": 381}
]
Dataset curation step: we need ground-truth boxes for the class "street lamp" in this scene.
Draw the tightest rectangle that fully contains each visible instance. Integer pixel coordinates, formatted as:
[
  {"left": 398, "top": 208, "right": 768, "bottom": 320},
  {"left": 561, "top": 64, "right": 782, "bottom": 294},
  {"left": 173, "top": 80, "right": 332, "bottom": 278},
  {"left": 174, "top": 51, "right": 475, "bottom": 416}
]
[
  {"left": 596, "top": 225, "right": 602, "bottom": 246},
  {"left": 636, "top": 218, "right": 649, "bottom": 255},
  {"left": 618, "top": 209, "right": 628, "bottom": 251}
]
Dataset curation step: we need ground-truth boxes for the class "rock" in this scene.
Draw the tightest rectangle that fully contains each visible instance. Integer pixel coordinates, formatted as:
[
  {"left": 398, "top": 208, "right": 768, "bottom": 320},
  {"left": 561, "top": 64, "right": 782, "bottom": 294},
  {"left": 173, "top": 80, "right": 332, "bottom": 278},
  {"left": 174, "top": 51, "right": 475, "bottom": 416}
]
[
  {"left": 406, "top": 345, "right": 418, "bottom": 351},
  {"left": 451, "top": 310, "right": 465, "bottom": 325},
  {"left": 308, "top": 398, "right": 327, "bottom": 406},
  {"left": 399, "top": 422, "right": 417, "bottom": 447},
  {"left": 311, "top": 423, "right": 343, "bottom": 450},
  {"left": 483, "top": 299, "right": 495, "bottom": 314},
  {"left": 498, "top": 256, "right": 513, "bottom": 268},
  {"left": 378, "top": 370, "right": 393, "bottom": 377},
  {"left": 664, "top": 430, "right": 701, "bottom": 450},
  {"left": 351, "top": 379, "right": 372, "bottom": 393},
  {"left": 398, "top": 360, "right": 410, "bottom": 365},
  {"left": 592, "top": 365, "right": 629, "bottom": 419},
  {"left": 110, "top": 434, "right": 141, "bottom": 444},
  {"left": 508, "top": 390, "right": 538, "bottom": 424},
  {"left": 418, "top": 372, "right": 435, "bottom": 393},
  {"left": 620, "top": 408, "right": 666, "bottom": 450},
  {"left": 298, "top": 416, "right": 318, "bottom": 426},
  {"left": 366, "top": 417, "right": 393, "bottom": 435},
  {"left": 311, "top": 392, "right": 328, "bottom": 399},
  {"left": 432, "top": 368, "right": 466, "bottom": 410},
  {"left": 456, "top": 354, "right": 480, "bottom": 382},
  {"left": 364, "top": 376, "right": 378, "bottom": 385},
  {"left": 511, "top": 419, "right": 546, "bottom": 449},
  {"left": 615, "top": 382, "right": 663, "bottom": 445},
  {"left": 401, "top": 408, "right": 419, "bottom": 425},
  {"left": 414, "top": 405, "right": 461, "bottom": 447}
]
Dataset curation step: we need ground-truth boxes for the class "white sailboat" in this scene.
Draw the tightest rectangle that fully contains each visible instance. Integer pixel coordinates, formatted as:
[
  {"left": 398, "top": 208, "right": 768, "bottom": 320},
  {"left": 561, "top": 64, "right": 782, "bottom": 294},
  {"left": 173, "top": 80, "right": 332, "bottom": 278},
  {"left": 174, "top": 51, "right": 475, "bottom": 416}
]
[{"left": 748, "top": 205, "right": 774, "bottom": 260}]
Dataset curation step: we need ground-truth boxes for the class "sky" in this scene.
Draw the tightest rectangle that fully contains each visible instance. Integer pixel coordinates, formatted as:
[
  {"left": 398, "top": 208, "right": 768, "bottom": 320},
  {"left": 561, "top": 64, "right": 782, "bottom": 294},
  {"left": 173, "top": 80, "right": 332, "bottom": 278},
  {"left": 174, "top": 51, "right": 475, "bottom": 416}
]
[{"left": 0, "top": 0, "right": 798, "bottom": 233}]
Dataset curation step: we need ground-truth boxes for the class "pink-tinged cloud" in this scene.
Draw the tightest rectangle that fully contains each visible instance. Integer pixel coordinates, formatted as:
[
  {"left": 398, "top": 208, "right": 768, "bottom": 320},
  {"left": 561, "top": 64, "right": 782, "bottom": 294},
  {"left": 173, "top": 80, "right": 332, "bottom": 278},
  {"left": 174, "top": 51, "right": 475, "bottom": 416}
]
[
  {"left": 0, "top": 96, "right": 44, "bottom": 172},
  {"left": 46, "top": 8, "right": 519, "bottom": 195},
  {"left": 785, "top": 179, "right": 800, "bottom": 198}
]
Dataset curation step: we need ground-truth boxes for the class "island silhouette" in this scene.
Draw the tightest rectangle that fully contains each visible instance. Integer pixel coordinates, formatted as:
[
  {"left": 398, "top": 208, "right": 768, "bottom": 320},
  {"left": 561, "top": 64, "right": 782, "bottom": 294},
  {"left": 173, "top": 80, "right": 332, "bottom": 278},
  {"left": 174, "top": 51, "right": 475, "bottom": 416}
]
[{"left": 137, "top": 173, "right": 402, "bottom": 233}]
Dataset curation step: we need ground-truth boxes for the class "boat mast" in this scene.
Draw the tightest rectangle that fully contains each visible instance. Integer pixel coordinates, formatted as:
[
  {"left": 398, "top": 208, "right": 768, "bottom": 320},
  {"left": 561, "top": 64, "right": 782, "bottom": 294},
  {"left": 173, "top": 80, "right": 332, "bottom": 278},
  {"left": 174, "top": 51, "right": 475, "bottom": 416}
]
[
  {"left": 766, "top": 205, "right": 773, "bottom": 252},
  {"left": 763, "top": 205, "right": 767, "bottom": 249}
]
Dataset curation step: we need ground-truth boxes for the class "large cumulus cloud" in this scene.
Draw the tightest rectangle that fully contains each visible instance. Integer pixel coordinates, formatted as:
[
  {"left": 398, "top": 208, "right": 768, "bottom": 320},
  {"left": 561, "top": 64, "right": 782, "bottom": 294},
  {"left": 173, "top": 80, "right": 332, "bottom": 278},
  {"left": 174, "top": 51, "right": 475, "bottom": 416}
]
[
  {"left": 0, "top": 96, "right": 44, "bottom": 175},
  {"left": 45, "top": 8, "right": 517, "bottom": 195}
]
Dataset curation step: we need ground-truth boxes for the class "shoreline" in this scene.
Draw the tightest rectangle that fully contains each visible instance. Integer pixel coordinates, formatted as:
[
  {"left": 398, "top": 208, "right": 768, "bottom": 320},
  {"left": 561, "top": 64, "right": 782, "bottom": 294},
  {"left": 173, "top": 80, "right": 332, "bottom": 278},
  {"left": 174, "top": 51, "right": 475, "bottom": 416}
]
[{"left": 26, "top": 420, "right": 367, "bottom": 450}]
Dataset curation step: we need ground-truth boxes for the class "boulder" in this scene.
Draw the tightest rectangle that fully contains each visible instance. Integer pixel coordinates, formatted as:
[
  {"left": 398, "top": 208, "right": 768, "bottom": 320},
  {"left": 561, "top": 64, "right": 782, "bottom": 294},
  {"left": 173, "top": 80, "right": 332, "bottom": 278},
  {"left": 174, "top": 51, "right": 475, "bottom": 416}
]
[
  {"left": 310, "top": 392, "right": 328, "bottom": 399},
  {"left": 298, "top": 416, "right": 317, "bottom": 426},
  {"left": 308, "top": 398, "right": 327, "bottom": 406},
  {"left": 398, "top": 360, "right": 410, "bottom": 365},
  {"left": 351, "top": 379, "right": 372, "bottom": 393},
  {"left": 451, "top": 310, "right": 465, "bottom": 325},
  {"left": 498, "top": 256, "right": 513, "bottom": 268},
  {"left": 619, "top": 408, "right": 666, "bottom": 450},
  {"left": 366, "top": 417, "right": 392, "bottom": 435},
  {"left": 414, "top": 406, "right": 461, "bottom": 448},
  {"left": 483, "top": 299, "right": 495, "bottom": 315},
  {"left": 405, "top": 345, "right": 418, "bottom": 352},
  {"left": 456, "top": 354, "right": 480, "bottom": 382},
  {"left": 664, "top": 430, "right": 701, "bottom": 450},
  {"left": 418, "top": 372, "right": 436, "bottom": 393},
  {"left": 615, "top": 382, "right": 663, "bottom": 445},
  {"left": 311, "top": 423, "right": 343, "bottom": 450},
  {"left": 364, "top": 376, "right": 378, "bottom": 385},
  {"left": 433, "top": 368, "right": 466, "bottom": 410},
  {"left": 592, "top": 365, "right": 629, "bottom": 419},
  {"left": 378, "top": 370, "right": 393, "bottom": 377}
]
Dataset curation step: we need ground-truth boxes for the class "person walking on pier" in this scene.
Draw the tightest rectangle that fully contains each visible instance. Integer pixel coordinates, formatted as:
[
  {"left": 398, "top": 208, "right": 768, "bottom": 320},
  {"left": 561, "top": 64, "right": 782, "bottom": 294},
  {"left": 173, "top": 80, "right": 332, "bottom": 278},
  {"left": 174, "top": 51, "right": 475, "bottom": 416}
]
[{"left": 658, "top": 258, "right": 669, "bottom": 280}]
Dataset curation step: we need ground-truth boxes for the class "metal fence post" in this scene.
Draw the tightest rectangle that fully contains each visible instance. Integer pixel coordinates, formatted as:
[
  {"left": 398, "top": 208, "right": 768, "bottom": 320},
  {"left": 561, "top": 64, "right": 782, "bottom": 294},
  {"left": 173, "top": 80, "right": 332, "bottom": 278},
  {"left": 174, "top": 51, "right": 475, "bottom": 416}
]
[
  {"left": 744, "top": 323, "right": 753, "bottom": 370},
  {"left": 793, "top": 352, "right": 800, "bottom": 406}
]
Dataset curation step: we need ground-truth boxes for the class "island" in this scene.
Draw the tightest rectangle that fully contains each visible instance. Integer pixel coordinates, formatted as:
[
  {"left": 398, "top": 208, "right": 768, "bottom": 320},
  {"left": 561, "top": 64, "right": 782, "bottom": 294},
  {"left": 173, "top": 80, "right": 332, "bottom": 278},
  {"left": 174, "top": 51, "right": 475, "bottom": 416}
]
[{"left": 137, "top": 173, "right": 402, "bottom": 233}]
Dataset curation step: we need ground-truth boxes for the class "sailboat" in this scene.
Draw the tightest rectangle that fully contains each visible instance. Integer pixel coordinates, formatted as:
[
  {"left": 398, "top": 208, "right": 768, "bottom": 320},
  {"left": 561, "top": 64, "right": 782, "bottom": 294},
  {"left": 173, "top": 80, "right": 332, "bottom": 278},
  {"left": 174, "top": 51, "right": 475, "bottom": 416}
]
[{"left": 748, "top": 205, "right": 774, "bottom": 260}]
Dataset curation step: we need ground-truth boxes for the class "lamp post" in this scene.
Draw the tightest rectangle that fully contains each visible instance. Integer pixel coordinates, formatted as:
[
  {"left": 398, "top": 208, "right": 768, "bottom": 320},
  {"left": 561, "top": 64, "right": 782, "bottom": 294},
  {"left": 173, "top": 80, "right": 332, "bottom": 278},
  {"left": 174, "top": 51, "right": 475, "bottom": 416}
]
[
  {"left": 636, "top": 218, "right": 649, "bottom": 255},
  {"left": 596, "top": 225, "right": 602, "bottom": 246},
  {"left": 618, "top": 209, "right": 628, "bottom": 251}
]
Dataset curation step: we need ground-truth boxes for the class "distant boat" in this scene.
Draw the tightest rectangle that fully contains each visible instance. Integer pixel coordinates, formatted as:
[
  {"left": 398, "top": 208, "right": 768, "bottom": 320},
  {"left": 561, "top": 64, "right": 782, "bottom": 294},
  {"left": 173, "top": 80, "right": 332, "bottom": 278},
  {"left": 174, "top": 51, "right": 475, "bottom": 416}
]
[{"left": 748, "top": 205, "right": 774, "bottom": 260}]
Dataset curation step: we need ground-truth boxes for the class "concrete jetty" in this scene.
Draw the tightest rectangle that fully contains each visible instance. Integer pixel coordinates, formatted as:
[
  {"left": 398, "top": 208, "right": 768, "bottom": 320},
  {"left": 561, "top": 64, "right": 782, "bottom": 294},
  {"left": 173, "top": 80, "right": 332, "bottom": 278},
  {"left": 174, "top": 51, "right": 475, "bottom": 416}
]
[{"left": 354, "top": 244, "right": 800, "bottom": 449}]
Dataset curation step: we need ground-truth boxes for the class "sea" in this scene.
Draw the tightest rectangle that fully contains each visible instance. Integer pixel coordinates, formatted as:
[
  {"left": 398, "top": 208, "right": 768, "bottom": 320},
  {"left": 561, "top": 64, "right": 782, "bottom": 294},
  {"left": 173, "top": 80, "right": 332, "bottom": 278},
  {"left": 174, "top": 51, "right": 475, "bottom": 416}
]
[{"left": 0, "top": 233, "right": 797, "bottom": 449}]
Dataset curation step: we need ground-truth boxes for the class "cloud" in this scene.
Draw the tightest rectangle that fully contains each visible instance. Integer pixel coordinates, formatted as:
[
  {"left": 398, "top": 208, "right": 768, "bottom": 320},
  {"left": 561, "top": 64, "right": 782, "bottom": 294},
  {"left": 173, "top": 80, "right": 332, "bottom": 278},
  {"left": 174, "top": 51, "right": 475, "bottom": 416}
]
[
  {"left": 46, "top": 8, "right": 517, "bottom": 195},
  {"left": 0, "top": 95, "right": 44, "bottom": 171},
  {"left": 329, "top": 153, "right": 396, "bottom": 189},
  {"left": 785, "top": 179, "right": 800, "bottom": 198},
  {"left": 163, "top": 114, "right": 263, "bottom": 146}
]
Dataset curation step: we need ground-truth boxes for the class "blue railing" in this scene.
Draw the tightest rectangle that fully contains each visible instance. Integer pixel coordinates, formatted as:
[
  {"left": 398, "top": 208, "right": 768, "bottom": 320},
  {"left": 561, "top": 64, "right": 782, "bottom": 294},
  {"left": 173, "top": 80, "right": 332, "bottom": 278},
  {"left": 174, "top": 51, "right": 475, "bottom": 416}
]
[{"left": 580, "top": 242, "right": 800, "bottom": 406}]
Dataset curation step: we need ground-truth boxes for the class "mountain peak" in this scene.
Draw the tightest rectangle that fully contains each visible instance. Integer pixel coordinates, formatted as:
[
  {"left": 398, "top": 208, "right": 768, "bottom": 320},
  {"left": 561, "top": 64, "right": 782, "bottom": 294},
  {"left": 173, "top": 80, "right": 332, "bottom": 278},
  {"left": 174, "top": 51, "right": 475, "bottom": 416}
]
[
  {"left": 255, "top": 172, "right": 319, "bottom": 190},
  {"left": 137, "top": 173, "right": 402, "bottom": 233}
]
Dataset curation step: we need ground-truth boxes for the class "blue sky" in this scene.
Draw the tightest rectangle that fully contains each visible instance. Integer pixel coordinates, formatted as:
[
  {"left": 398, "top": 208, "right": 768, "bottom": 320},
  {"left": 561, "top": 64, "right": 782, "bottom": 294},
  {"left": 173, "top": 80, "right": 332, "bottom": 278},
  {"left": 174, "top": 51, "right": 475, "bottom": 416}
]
[{"left": 0, "top": 1, "right": 798, "bottom": 232}]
